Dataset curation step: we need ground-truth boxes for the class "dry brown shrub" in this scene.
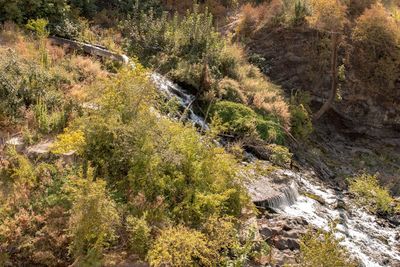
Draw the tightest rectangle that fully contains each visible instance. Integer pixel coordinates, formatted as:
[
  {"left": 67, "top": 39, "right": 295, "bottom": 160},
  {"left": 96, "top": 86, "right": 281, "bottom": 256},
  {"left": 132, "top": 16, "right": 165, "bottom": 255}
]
[
  {"left": 236, "top": 3, "right": 260, "bottom": 36},
  {"left": 47, "top": 42, "right": 65, "bottom": 63},
  {"left": 307, "top": 0, "right": 347, "bottom": 31},
  {"left": 0, "top": 207, "right": 70, "bottom": 266},
  {"left": 236, "top": 0, "right": 284, "bottom": 37},
  {"left": 70, "top": 55, "right": 107, "bottom": 83},
  {"left": 218, "top": 78, "right": 247, "bottom": 103},
  {"left": 253, "top": 91, "right": 291, "bottom": 129}
]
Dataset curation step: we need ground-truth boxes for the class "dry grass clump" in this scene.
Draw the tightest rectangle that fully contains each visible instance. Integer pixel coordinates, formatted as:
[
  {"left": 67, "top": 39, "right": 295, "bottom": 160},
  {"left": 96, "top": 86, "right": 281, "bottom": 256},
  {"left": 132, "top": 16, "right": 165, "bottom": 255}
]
[
  {"left": 253, "top": 91, "right": 291, "bottom": 129},
  {"left": 218, "top": 42, "right": 291, "bottom": 130},
  {"left": 69, "top": 55, "right": 107, "bottom": 83},
  {"left": 218, "top": 78, "right": 248, "bottom": 104},
  {"left": 236, "top": 0, "right": 284, "bottom": 37}
]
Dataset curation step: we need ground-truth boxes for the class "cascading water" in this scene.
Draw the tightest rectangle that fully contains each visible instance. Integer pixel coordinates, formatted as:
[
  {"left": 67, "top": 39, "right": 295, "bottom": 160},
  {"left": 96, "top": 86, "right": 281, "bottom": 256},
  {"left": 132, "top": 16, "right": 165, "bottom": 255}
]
[
  {"left": 254, "top": 181, "right": 300, "bottom": 211},
  {"left": 151, "top": 73, "right": 208, "bottom": 130},
  {"left": 281, "top": 170, "right": 400, "bottom": 267},
  {"left": 150, "top": 74, "right": 400, "bottom": 267}
]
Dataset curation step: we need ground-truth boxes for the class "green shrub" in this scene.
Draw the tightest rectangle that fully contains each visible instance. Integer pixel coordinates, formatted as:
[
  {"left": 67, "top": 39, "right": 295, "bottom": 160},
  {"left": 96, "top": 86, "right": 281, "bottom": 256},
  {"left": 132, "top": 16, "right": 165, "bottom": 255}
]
[
  {"left": 202, "top": 215, "right": 241, "bottom": 264},
  {"left": 126, "top": 215, "right": 151, "bottom": 258},
  {"left": 266, "top": 144, "right": 292, "bottom": 166},
  {"left": 299, "top": 225, "right": 358, "bottom": 267},
  {"left": 348, "top": 173, "right": 394, "bottom": 213},
  {"left": 67, "top": 69, "right": 248, "bottom": 227},
  {"left": 147, "top": 226, "right": 215, "bottom": 267},
  {"left": 290, "top": 91, "right": 313, "bottom": 140},
  {"left": 210, "top": 100, "right": 258, "bottom": 137},
  {"left": 67, "top": 175, "right": 120, "bottom": 265},
  {"left": 211, "top": 101, "right": 285, "bottom": 142}
]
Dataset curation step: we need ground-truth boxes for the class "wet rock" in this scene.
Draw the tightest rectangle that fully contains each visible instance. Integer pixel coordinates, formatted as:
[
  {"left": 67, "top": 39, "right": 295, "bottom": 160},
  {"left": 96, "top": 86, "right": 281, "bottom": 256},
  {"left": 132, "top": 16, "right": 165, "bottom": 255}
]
[
  {"left": 335, "top": 199, "right": 347, "bottom": 210},
  {"left": 387, "top": 214, "right": 400, "bottom": 227},
  {"left": 289, "top": 217, "right": 308, "bottom": 226},
  {"left": 283, "top": 230, "right": 302, "bottom": 239},
  {"left": 273, "top": 237, "right": 300, "bottom": 250},
  {"left": 26, "top": 139, "right": 54, "bottom": 158},
  {"left": 260, "top": 226, "right": 281, "bottom": 240}
]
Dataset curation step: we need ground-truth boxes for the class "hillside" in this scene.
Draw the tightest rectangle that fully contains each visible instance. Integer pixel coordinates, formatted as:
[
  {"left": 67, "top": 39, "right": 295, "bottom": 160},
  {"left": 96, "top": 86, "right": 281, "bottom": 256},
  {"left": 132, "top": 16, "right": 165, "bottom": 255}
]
[{"left": 0, "top": 1, "right": 399, "bottom": 266}]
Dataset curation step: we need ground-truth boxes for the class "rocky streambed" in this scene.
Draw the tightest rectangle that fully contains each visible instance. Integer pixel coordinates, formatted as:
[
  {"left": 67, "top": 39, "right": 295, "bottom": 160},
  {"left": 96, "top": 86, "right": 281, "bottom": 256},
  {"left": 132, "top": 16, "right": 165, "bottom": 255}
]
[{"left": 251, "top": 168, "right": 400, "bottom": 267}]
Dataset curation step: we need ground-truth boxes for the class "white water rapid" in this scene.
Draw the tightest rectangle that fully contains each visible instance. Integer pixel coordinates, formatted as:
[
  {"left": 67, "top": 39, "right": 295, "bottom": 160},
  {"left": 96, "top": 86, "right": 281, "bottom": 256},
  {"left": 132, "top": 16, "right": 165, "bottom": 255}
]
[{"left": 151, "top": 74, "right": 400, "bottom": 267}]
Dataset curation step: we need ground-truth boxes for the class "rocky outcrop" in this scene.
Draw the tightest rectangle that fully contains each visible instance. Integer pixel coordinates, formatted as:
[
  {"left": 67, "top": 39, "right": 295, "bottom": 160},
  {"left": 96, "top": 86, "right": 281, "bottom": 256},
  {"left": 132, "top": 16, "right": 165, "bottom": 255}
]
[
  {"left": 246, "top": 169, "right": 300, "bottom": 211},
  {"left": 258, "top": 213, "right": 310, "bottom": 266}
]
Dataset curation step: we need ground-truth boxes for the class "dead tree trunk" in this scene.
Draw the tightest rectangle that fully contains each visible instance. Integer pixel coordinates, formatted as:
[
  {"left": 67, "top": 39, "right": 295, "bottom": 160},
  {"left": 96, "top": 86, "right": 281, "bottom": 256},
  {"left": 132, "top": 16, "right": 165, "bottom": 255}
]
[{"left": 313, "top": 32, "right": 339, "bottom": 120}]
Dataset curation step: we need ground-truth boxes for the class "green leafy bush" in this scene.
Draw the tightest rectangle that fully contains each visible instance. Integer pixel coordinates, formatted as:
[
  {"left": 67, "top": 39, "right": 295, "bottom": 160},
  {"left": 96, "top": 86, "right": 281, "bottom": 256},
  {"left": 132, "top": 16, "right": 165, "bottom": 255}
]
[
  {"left": 290, "top": 91, "right": 313, "bottom": 140},
  {"left": 67, "top": 175, "right": 120, "bottom": 266},
  {"left": 126, "top": 215, "right": 151, "bottom": 258},
  {"left": 211, "top": 100, "right": 258, "bottom": 136},
  {"left": 349, "top": 173, "right": 394, "bottom": 213},
  {"left": 66, "top": 68, "right": 248, "bottom": 227},
  {"left": 147, "top": 226, "right": 214, "bottom": 267},
  {"left": 299, "top": 225, "right": 358, "bottom": 267},
  {"left": 211, "top": 100, "right": 285, "bottom": 142},
  {"left": 266, "top": 144, "right": 292, "bottom": 166}
]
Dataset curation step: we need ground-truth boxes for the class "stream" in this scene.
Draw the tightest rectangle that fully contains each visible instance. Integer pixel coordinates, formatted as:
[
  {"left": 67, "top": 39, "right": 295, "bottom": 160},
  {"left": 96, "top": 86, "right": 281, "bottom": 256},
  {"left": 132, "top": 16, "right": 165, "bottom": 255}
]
[{"left": 150, "top": 73, "right": 400, "bottom": 266}]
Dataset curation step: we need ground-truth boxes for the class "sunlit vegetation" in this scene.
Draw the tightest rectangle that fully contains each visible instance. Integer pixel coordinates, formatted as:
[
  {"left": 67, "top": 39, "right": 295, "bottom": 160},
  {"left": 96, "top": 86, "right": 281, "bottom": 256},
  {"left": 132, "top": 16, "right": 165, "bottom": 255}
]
[
  {"left": 123, "top": 4, "right": 291, "bottom": 139},
  {"left": 298, "top": 225, "right": 358, "bottom": 267},
  {"left": 351, "top": 3, "right": 400, "bottom": 95},
  {"left": 1, "top": 0, "right": 399, "bottom": 265},
  {"left": 0, "top": 29, "right": 265, "bottom": 263},
  {"left": 349, "top": 173, "right": 397, "bottom": 214}
]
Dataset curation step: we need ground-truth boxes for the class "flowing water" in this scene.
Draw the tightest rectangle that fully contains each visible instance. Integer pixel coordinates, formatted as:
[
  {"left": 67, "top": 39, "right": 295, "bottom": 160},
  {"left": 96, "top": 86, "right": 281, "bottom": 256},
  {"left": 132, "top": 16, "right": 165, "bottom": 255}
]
[
  {"left": 280, "top": 170, "right": 400, "bottom": 267},
  {"left": 151, "top": 74, "right": 400, "bottom": 267}
]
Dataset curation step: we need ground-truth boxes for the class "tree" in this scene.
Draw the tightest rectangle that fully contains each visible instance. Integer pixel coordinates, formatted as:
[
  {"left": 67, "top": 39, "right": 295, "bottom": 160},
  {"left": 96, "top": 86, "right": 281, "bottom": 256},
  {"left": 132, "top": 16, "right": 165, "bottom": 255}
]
[
  {"left": 307, "top": 0, "right": 347, "bottom": 120},
  {"left": 351, "top": 3, "right": 400, "bottom": 95}
]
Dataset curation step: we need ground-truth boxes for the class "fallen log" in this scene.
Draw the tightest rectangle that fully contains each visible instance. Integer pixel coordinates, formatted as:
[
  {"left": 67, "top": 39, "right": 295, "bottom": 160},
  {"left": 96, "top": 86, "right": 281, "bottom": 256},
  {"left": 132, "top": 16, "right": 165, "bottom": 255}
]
[{"left": 48, "top": 36, "right": 130, "bottom": 64}]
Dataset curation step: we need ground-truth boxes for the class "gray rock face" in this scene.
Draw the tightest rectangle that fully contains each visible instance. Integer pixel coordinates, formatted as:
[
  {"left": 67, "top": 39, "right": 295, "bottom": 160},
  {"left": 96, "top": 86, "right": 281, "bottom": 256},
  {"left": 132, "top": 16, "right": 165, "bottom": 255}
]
[{"left": 26, "top": 139, "right": 54, "bottom": 158}]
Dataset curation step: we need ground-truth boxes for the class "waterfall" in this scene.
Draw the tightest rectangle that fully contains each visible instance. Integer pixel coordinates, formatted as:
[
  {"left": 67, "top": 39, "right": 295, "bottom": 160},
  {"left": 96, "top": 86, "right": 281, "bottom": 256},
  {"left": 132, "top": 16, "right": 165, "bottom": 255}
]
[
  {"left": 255, "top": 182, "right": 300, "bottom": 211},
  {"left": 151, "top": 73, "right": 208, "bottom": 130}
]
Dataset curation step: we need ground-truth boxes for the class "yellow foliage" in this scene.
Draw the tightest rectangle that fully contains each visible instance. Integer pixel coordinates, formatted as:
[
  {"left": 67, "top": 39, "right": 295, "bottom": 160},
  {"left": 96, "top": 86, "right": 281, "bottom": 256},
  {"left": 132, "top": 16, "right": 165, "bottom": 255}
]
[
  {"left": 299, "top": 224, "right": 358, "bottom": 267},
  {"left": 147, "top": 226, "right": 215, "bottom": 267},
  {"left": 52, "top": 129, "right": 86, "bottom": 156},
  {"left": 349, "top": 173, "right": 394, "bottom": 213},
  {"left": 307, "top": 0, "right": 347, "bottom": 31}
]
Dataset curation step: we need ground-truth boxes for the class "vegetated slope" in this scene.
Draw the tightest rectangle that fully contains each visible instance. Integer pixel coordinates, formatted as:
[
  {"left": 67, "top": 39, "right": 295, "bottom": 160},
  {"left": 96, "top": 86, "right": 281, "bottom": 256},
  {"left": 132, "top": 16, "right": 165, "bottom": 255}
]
[
  {"left": 0, "top": 27, "right": 263, "bottom": 266},
  {"left": 1, "top": 0, "right": 400, "bottom": 266},
  {"left": 235, "top": 0, "right": 400, "bottom": 194}
]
